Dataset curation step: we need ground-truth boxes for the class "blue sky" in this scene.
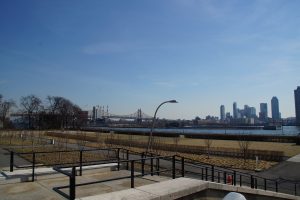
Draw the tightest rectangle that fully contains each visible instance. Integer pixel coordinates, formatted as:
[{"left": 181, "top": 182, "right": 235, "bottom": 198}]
[{"left": 1, "top": 0, "right": 300, "bottom": 119}]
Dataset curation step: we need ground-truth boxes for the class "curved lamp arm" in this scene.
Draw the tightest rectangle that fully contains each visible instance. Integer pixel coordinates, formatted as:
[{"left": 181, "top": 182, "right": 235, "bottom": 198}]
[{"left": 146, "top": 100, "right": 177, "bottom": 154}]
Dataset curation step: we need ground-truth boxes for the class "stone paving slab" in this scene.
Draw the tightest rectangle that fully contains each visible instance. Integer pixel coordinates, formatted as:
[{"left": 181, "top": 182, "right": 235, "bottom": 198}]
[
  {"left": 137, "top": 177, "right": 208, "bottom": 200},
  {"left": 0, "top": 182, "right": 64, "bottom": 200},
  {"left": 77, "top": 188, "right": 160, "bottom": 200}
]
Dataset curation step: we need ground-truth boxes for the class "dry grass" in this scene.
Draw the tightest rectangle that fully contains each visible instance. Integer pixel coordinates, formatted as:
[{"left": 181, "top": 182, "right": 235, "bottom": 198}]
[
  {"left": 4, "top": 130, "right": 300, "bottom": 171},
  {"left": 79, "top": 131, "right": 300, "bottom": 157}
]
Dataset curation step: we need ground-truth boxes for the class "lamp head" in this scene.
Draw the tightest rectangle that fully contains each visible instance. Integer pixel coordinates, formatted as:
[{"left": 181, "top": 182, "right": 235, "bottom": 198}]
[{"left": 168, "top": 100, "right": 178, "bottom": 103}]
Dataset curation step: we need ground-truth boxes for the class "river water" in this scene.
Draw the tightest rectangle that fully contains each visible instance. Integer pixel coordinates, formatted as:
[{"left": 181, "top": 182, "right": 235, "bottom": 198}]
[{"left": 96, "top": 126, "right": 300, "bottom": 136}]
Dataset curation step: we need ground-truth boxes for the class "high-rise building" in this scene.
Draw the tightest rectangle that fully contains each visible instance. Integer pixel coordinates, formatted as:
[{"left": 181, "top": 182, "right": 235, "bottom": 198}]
[
  {"left": 92, "top": 106, "right": 96, "bottom": 121},
  {"left": 233, "top": 102, "right": 238, "bottom": 119},
  {"left": 226, "top": 112, "right": 231, "bottom": 119},
  {"left": 259, "top": 103, "right": 268, "bottom": 121},
  {"left": 249, "top": 107, "right": 256, "bottom": 118},
  {"left": 295, "top": 86, "right": 300, "bottom": 125},
  {"left": 271, "top": 96, "right": 280, "bottom": 120},
  {"left": 220, "top": 105, "right": 225, "bottom": 121}
]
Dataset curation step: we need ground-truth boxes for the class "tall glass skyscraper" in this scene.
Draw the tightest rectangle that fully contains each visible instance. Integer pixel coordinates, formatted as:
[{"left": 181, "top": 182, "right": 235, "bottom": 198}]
[
  {"left": 294, "top": 87, "right": 300, "bottom": 125},
  {"left": 271, "top": 97, "right": 280, "bottom": 120},
  {"left": 220, "top": 105, "right": 225, "bottom": 121},
  {"left": 259, "top": 103, "right": 268, "bottom": 121},
  {"left": 233, "top": 102, "right": 237, "bottom": 119}
]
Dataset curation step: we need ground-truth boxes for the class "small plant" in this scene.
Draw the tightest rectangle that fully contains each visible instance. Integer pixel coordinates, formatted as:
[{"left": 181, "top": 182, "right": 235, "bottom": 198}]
[
  {"left": 204, "top": 136, "right": 213, "bottom": 159},
  {"left": 238, "top": 134, "right": 251, "bottom": 165}
]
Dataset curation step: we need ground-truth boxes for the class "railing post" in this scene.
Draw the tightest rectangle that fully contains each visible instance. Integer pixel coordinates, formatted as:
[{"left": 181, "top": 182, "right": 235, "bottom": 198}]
[
  {"left": 201, "top": 168, "right": 204, "bottom": 180},
  {"left": 70, "top": 166, "right": 76, "bottom": 200},
  {"left": 223, "top": 172, "right": 226, "bottom": 184},
  {"left": 205, "top": 167, "right": 208, "bottom": 181},
  {"left": 251, "top": 175, "right": 254, "bottom": 188},
  {"left": 240, "top": 175, "right": 242, "bottom": 187},
  {"left": 211, "top": 165, "right": 214, "bottom": 182},
  {"left": 117, "top": 148, "right": 120, "bottom": 171},
  {"left": 276, "top": 181, "right": 278, "bottom": 192},
  {"left": 151, "top": 157, "right": 153, "bottom": 176},
  {"left": 131, "top": 160, "right": 134, "bottom": 188},
  {"left": 295, "top": 183, "right": 297, "bottom": 196},
  {"left": 141, "top": 153, "right": 145, "bottom": 176},
  {"left": 32, "top": 152, "right": 36, "bottom": 182},
  {"left": 218, "top": 172, "right": 220, "bottom": 183},
  {"left": 10, "top": 151, "right": 14, "bottom": 172},
  {"left": 126, "top": 149, "right": 129, "bottom": 170},
  {"left": 156, "top": 158, "right": 160, "bottom": 176},
  {"left": 233, "top": 171, "right": 236, "bottom": 186},
  {"left": 181, "top": 157, "right": 185, "bottom": 177},
  {"left": 255, "top": 178, "right": 257, "bottom": 189},
  {"left": 172, "top": 155, "right": 175, "bottom": 179},
  {"left": 79, "top": 150, "right": 83, "bottom": 176},
  {"left": 264, "top": 178, "right": 267, "bottom": 190}
]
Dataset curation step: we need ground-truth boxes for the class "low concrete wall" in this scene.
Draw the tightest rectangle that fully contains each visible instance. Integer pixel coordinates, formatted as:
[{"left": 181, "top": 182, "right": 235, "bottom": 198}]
[{"left": 78, "top": 178, "right": 300, "bottom": 200}]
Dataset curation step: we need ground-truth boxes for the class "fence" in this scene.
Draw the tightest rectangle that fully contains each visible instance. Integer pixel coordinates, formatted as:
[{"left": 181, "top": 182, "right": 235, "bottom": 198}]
[
  {"left": 7, "top": 148, "right": 299, "bottom": 199},
  {"left": 52, "top": 153, "right": 177, "bottom": 200},
  {"left": 9, "top": 147, "right": 121, "bottom": 181},
  {"left": 107, "top": 138, "right": 284, "bottom": 161}
]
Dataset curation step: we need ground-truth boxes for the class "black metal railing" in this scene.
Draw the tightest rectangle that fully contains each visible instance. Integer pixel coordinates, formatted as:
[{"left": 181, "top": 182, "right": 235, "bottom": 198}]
[
  {"left": 52, "top": 154, "right": 177, "bottom": 200},
  {"left": 7, "top": 148, "right": 300, "bottom": 199},
  {"left": 9, "top": 147, "right": 121, "bottom": 181}
]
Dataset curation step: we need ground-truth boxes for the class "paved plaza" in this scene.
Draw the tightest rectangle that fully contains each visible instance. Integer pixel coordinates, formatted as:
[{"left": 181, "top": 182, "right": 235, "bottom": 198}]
[{"left": 1, "top": 147, "right": 300, "bottom": 200}]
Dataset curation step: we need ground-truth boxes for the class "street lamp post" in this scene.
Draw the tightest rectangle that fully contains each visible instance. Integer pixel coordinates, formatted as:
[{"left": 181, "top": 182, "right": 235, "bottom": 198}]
[{"left": 146, "top": 100, "right": 178, "bottom": 154}]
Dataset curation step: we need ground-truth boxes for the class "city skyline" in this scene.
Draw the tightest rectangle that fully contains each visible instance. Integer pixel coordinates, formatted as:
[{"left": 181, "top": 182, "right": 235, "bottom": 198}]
[
  {"left": 1, "top": 1, "right": 300, "bottom": 119},
  {"left": 295, "top": 87, "right": 300, "bottom": 124}
]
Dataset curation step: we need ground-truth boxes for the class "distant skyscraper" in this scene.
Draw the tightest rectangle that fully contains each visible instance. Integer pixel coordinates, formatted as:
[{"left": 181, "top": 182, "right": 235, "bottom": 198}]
[
  {"left": 233, "top": 102, "right": 237, "bottom": 119},
  {"left": 259, "top": 103, "right": 268, "bottom": 121},
  {"left": 226, "top": 112, "right": 231, "bottom": 119},
  {"left": 271, "top": 96, "right": 280, "bottom": 120},
  {"left": 92, "top": 106, "right": 96, "bottom": 121},
  {"left": 220, "top": 105, "right": 225, "bottom": 121},
  {"left": 295, "top": 86, "right": 300, "bottom": 125},
  {"left": 249, "top": 107, "right": 256, "bottom": 118}
]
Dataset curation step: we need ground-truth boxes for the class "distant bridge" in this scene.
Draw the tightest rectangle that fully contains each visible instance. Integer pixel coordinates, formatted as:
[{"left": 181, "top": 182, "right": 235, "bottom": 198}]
[
  {"left": 98, "top": 109, "right": 152, "bottom": 121},
  {"left": 90, "top": 107, "right": 153, "bottom": 123},
  {"left": 11, "top": 108, "right": 153, "bottom": 122}
]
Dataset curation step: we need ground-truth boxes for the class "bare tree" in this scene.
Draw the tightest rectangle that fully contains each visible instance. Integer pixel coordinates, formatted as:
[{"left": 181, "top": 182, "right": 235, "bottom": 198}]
[
  {"left": 238, "top": 135, "right": 251, "bottom": 164},
  {"left": 152, "top": 136, "right": 163, "bottom": 155},
  {"left": 20, "top": 95, "right": 42, "bottom": 129},
  {"left": 46, "top": 96, "right": 83, "bottom": 129},
  {"left": 29, "top": 131, "right": 35, "bottom": 151},
  {"left": 8, "top": 131, "right": 15, "bottom": 145},
  {"left": 0, "top": 131, "right": 4, "bottom": 144},
  {"left": 128, "top": 134, "right": 133, "bottom": 150},
  {"left": 21, "top": 131, "right": 27, "bottom": 152},
  {"left": 76, "top": 131, "right": 87, "bottom": 151},
  {"left": 96, "top": 133, "right": 105, "bottom": 148},
  {"left": 173, "top": 136, "right": 180, "bottom": 155},
  {"left": 64, "top": 132, "right": 69, "bottom": 150},
  {"left": 204, "top": 137, "right": 213, "bottom": 159},
  {"left": 0, "top": 94, "right": 16, "bottom": 129}
]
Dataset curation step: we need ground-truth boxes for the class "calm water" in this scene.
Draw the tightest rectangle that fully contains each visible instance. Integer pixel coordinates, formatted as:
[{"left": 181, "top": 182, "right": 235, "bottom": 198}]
[{"left": 98, "top": 126, "right": 300, "bottom": 136}]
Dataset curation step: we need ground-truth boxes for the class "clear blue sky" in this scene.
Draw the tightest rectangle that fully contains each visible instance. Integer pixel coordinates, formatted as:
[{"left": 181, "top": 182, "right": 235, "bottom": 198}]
[{"left": 1, "top": 0, "right": 300, "bottom": 119}]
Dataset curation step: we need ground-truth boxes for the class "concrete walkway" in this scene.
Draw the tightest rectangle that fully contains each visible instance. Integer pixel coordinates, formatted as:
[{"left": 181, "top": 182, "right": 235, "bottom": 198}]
[
  {"left": 0, "top": 148, "right": 31, "bottom": 171},
  {"left": 78, "top": 177, "right": 300, "bottom": 200},
  {"left": 258, "top": 154, "right": 300, "bottom": 181},
  {"left": 287, "top": 154, "right": 300, "bottom": 163}
]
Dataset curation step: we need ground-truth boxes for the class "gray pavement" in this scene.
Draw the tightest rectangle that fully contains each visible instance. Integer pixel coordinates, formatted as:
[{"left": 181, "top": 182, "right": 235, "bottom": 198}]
[
  {"left": 0, "top": 146, "right": 172, "bottom": 200},
  {"left": 1, "top": 144, "right": 300, "bottom": 199},
  {"left": 258, "top": 155, "right": 300, "bottom": 181},
  {"left": 0, "top": 148, "right": 31, "bottom": 171}
]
